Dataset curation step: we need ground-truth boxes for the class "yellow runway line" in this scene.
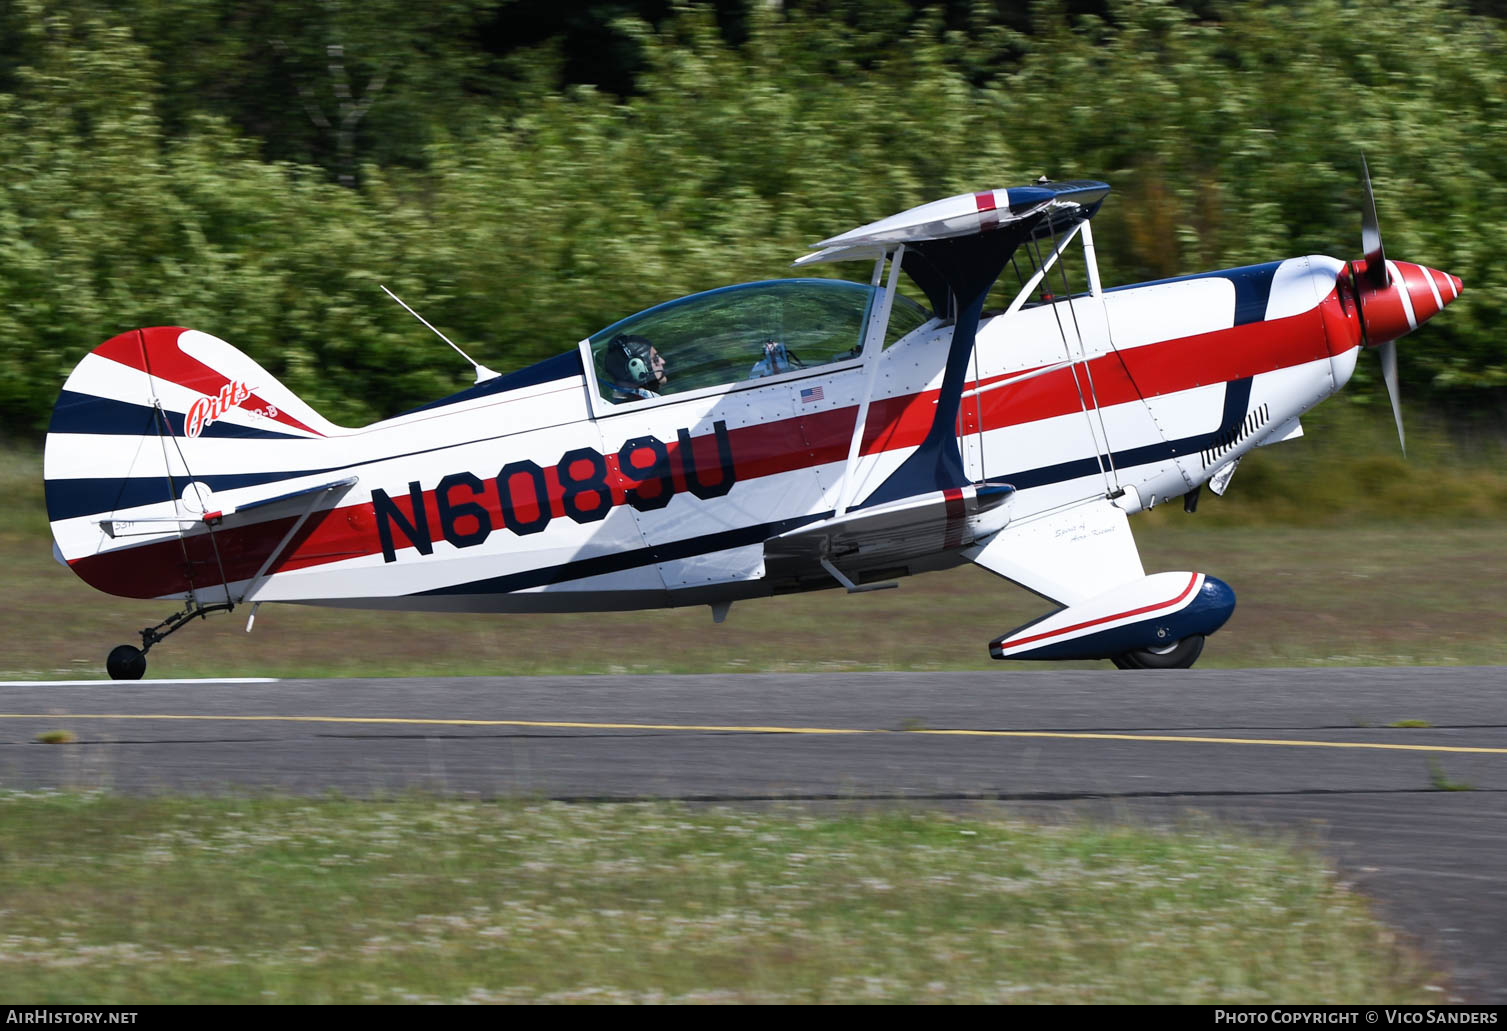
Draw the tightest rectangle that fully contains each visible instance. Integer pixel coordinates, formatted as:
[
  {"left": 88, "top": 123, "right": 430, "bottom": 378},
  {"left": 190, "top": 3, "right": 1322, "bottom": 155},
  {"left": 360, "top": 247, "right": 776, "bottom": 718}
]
[{"left": 2, "top": 713, "right": 1505, "bottom": 756}]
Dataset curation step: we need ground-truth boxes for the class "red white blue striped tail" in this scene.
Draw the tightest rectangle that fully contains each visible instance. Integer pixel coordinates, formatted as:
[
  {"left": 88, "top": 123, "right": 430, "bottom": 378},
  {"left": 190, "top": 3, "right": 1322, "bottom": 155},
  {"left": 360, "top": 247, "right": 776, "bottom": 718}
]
[{"left": 45, "top": 327, "right": 347, "bottom": 600}]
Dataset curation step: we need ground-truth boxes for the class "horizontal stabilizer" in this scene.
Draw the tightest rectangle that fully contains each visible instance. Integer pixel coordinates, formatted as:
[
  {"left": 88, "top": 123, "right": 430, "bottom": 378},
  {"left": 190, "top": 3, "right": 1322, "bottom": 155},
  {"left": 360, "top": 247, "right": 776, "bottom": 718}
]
[{"left": 98, "top": 476, "right": 357, "bottom": 539}]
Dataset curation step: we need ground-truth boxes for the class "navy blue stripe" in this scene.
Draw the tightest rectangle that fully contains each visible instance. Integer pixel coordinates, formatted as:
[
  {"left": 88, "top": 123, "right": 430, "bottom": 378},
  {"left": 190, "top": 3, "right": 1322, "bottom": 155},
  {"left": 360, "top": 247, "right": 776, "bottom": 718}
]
[
  {"left": 1004, "top": 181, "right": 1110, "bottom": 217},
  {"left": 47, "top": 395, "right": 603, "bottom": 519},
  {"left": 48, "top": 391, "right": 306, "bottom": 440},
  {"left": 45, "top": 365, "right": 598, "bottom": 521},
  {"left": 417, "top": 513, "right": 830, "bottom": 596},
  {"left": 397, "top": 349, "right": 585, "bottom": 416},
  {"left": 44, "top": 466, "right": 348, "bottom": 523},
  {"left": 48, "top": 406, "right": 567, "bottom": 522},
  {"left": 1005, "top": 378, "right": 1253, "bottom": 490},
  {"left": 46, "top": 352, "right": 586, "bottom": 522},
  {"left": 1105, "top": 261, "right": 1281, "bottom": 327}
]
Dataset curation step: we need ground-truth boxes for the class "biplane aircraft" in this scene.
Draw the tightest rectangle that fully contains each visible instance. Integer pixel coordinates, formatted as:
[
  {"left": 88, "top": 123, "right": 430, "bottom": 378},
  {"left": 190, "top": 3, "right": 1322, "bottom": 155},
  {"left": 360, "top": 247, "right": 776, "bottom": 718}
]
[{"left": 44, "top": 168, "right": 1462, "bottom": 680}]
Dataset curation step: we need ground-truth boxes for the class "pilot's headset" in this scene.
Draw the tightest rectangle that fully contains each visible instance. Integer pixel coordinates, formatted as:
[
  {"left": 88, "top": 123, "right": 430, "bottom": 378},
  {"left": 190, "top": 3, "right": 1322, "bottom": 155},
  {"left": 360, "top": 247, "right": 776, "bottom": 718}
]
[{"left": 607, "top": 334, "right": 657, "bottom": 386}]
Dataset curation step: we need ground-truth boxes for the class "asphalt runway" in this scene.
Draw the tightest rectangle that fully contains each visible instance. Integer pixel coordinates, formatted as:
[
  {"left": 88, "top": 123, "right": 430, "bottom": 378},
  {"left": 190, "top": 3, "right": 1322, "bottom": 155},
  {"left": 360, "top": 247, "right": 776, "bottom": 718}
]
[{"left": 2, "top": 667, "right": 1505, "bottom": 1001}]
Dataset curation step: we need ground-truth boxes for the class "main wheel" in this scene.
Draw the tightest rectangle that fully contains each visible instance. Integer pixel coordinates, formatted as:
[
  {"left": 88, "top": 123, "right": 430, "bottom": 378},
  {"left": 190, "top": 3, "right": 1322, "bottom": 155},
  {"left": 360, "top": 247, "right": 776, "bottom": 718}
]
[
  {"left": 1110, "top": 634, "right": 1205, "bottom": 670},
  {"left": 106, "top": 644, "right": 147, "bottom": 681}
]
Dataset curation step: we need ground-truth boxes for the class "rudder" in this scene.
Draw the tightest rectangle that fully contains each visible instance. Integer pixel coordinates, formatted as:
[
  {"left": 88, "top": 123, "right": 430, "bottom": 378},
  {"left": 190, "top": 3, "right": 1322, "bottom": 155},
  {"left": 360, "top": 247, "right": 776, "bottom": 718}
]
[{"left": 45, "top": 327, "right": 348, "bottom": 599}]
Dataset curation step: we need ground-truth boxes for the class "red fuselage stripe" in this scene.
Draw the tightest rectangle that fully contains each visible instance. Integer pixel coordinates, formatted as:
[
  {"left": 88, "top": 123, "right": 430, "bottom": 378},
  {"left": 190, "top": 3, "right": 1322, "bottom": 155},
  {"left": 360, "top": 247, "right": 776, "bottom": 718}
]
[{"left": 70, "top": 298, "right": 1334, "bottom": 597}]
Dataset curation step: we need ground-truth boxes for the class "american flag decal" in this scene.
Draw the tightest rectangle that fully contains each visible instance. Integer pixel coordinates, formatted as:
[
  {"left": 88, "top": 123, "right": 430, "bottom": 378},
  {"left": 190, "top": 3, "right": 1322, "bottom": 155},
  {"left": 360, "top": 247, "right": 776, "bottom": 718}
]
[{"left": 800, "top": 385, "right": 824, "bottom": 403}]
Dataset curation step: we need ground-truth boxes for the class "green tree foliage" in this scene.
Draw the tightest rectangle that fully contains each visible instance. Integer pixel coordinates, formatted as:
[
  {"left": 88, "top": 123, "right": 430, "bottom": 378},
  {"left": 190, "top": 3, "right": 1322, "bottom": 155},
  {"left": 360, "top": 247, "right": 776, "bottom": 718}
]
[{"left": 0, "top": 0, "right": 1502, "bottom": 437}]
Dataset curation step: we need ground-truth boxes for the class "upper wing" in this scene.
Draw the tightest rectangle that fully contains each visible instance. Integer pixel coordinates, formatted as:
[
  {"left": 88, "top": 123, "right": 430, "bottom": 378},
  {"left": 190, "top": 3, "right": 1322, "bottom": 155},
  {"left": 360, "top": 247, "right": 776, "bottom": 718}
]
[{"left": 797, "top": 180, "right": 1110, "bottom": 265}]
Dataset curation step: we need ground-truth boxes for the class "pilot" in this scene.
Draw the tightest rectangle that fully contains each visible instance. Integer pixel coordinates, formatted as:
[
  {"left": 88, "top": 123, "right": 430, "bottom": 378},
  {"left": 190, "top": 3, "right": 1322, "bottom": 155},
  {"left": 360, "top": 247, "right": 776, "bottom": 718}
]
[
  {"left": 748, "top": 339, "right": 801, "bottom": 379},
  {"left": 605, "top": 333, "right": 668, "bottom": 401}
]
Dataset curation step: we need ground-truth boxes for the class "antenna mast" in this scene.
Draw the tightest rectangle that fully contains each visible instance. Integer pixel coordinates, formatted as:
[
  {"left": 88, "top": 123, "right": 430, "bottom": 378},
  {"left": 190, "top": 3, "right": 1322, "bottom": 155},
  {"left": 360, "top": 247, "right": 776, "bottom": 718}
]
[{"left": 381, "top": 284, "right": 499, "bottom": 383}]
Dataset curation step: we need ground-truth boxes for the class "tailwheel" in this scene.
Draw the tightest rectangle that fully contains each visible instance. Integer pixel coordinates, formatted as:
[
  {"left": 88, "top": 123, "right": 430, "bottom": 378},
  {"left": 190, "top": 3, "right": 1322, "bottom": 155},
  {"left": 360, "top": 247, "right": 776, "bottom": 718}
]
[
  {"left": 106, "top": 644, "right": 147, "bottom": 681},
  {"left": 104, "top": 600, "right": 235, "bottom": 681},
  {"left": 1111, "top": 634, "right": 1205, "bottom": 670}
]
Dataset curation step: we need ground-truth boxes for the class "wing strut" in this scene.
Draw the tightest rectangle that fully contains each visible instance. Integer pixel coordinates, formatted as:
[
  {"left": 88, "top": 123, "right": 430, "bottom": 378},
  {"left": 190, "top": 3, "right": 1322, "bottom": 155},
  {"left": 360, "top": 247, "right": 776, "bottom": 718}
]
[
  {"left": 834, "top": 244, "right": 906, "bottom": 517},
  {"left": 237, "top": 476, "right": 360, "bottom": 607},
  {"left": 1001, "top": 220, "right": 1084, "bottom": 317}
]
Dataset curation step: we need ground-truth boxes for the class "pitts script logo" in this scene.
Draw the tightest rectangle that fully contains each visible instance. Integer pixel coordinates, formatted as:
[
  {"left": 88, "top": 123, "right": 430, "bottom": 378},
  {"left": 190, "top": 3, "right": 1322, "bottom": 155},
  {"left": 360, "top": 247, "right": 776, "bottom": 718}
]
[{"left": 185, "top": 381, "right": 252, "bottom": 438}]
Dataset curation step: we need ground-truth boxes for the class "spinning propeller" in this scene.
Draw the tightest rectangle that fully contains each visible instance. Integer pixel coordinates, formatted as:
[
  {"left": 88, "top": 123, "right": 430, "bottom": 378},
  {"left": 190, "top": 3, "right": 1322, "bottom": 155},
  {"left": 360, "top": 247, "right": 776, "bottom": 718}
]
[{"left": 1346, "top": 157, "right": 1463, "bottom": 455}]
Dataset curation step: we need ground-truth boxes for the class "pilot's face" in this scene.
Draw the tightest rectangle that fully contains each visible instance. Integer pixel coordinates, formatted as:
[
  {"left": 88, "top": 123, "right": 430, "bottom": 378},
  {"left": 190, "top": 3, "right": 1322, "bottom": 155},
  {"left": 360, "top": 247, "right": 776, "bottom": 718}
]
[{"left": 648, "top": 347, "right": 668, "bottom": 385}]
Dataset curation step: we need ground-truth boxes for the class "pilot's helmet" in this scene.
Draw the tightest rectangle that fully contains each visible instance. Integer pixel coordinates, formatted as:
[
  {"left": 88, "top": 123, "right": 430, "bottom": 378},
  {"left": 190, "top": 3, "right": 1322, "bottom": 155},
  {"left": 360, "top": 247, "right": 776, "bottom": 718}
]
[{"left": 605, "top": 334, "right": 657, "bottom": 387}]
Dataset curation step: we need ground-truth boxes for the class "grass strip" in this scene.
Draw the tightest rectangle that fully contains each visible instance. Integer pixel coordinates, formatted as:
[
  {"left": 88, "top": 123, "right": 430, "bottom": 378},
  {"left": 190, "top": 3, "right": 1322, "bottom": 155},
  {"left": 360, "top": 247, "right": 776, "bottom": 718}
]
[{"left": 0, "top": 792, "right": 1442, "bottom": 1003}]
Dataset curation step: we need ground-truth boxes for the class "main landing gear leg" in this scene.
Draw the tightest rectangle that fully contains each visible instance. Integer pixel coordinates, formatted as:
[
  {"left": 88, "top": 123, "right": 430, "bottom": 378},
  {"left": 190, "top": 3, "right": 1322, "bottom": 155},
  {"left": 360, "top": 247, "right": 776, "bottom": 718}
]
[{"left": 105, "top": 602, "right": 234, "bottom": 681}]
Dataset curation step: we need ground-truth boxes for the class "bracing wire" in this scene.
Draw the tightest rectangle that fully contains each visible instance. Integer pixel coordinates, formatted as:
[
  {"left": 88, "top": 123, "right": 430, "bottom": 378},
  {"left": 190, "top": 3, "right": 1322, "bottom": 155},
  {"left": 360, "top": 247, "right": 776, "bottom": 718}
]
[
  {"left": 1051, "top": 232, "right": 1121, "bottom": 491},
  {"left": 159, "top": 403, "right": 234, "bottom": 608},
  {"left": 1029, "top": 230, "right": 1112, "bottom": 491},
  {"left": 152, "top": 402, "right": 202, "bottom": 608},
  {"left": 1010, "top": 254, "right": 1029, "bottom": 297}
]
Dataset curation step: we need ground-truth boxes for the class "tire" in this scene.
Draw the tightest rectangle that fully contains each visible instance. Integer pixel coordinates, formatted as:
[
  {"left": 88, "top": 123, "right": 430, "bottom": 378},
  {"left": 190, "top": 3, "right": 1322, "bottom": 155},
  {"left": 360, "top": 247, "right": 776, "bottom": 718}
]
[
  {"left": 106, "top": 644, "right": 147, "bottom": 681},
  {"left": 1110, "top": 634, "right": 1205, "bottom": 670}
]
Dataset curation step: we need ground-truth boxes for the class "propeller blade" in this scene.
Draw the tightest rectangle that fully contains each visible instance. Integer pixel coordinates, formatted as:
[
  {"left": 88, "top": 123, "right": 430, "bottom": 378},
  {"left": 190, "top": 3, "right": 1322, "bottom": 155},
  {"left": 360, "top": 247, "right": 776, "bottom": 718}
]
[
  {"left": 1379, "top": 338, "right": 1405, "bottom": 456},
  {"left": 1360, "top": 155, "right": 1388, "bottom": 288}
]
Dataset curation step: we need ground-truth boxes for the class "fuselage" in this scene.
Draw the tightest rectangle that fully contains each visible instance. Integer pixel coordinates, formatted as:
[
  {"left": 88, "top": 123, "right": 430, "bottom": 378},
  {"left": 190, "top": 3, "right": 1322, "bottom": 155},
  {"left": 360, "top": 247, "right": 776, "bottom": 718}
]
[{"left": 46, "top": 253, "right": 1458, "bottom": 613}]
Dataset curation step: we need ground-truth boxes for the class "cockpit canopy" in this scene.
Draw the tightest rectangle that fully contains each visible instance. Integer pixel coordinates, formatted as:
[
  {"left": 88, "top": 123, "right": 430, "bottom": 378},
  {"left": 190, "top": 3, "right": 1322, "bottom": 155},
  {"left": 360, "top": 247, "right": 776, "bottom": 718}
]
[{"left": 588, "top": 278, "right": 930, "bottom": 403}]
